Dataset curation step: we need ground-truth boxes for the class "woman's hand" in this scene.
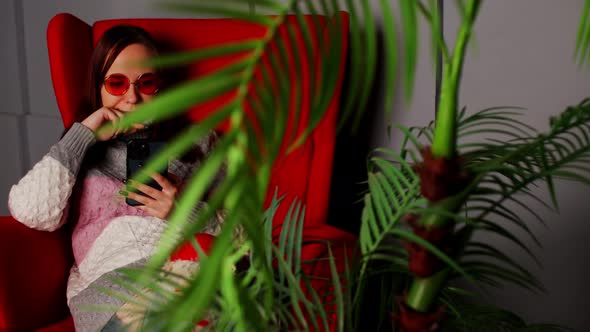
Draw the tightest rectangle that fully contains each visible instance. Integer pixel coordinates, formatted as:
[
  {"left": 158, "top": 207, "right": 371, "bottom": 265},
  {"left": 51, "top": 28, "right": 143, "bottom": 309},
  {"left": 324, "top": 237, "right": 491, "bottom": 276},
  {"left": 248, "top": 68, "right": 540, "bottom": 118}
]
[
  {"left": 123, "top": 173, "right": 181, "bottom": 220},
  {"left": 81, "top": 107, "right": 145, "bottom": 141}
]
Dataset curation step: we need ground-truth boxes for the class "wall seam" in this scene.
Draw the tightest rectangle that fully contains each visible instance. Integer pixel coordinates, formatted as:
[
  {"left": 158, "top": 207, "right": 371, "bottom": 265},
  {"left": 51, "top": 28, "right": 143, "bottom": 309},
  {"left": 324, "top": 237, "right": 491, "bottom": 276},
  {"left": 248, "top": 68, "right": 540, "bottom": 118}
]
[
  {"left": 434, "top": 0, "right": 443, "bottom": 117},
  {"left": 13, "top": 0, "right": 32, "bottom": 173},
  {"left": 0, "top": 112, "right": 60, "bottom": 118}
]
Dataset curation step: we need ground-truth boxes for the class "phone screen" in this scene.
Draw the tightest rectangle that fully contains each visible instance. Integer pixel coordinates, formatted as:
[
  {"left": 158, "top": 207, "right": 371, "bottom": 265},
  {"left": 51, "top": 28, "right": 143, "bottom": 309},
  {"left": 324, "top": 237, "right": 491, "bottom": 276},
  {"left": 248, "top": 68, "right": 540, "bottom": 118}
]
[{"left": 125, "top": 139, "right": 168, "bottom": 206}]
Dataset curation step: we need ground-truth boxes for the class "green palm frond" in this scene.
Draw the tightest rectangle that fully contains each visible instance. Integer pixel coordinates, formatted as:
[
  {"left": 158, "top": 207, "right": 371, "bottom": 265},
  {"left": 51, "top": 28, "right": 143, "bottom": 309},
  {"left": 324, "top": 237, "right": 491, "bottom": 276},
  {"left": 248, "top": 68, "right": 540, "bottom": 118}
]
[
  {"left": 458, "top": 109, "right": 535, "bottom": 144},
  {"left": 336, "top": 0, "right": 377, "bottom": 131},
  {"left": 462, "top": 241, "right": 541, "bottom": 287},
  {"left": 100, "top": 3, "right": 349, "bottom": 328},
  {"left": 101, "top": 196, "right": 337, "bottom": 331},
  {"left": 215, "top": 244, "right": 268, "bottom": 332},
  {"left": 359, "top": 107, "right": 537, "bottom": 261},
  {"left": 455, "top": 101, "right": 590, "bottom": 289},
  {"left": 359, "top": 145, "right": 423, "bottom": 257},
  {"left": 429, "top": 100, "right": 590, "bottom": 297},
  {"left": 85, "top": 0, "right": 590, "bottom": 330},
  {"left": 576, "top": 0, "right": 590, "bottom": 65},
  {"left": 439, "top": 299, "right": 573, "bottom": 332},
  {"left": 359, "top": 99, "right": 590, "bottom": 318},
  {"left": 357, "top": 143, "right": 483, "bottom": 304},
  {"left": 100, "top": 0, "right": 427, "bottom": 284},
  {"left": 468, "top": 99, "right": 590, "bottom": 218}
]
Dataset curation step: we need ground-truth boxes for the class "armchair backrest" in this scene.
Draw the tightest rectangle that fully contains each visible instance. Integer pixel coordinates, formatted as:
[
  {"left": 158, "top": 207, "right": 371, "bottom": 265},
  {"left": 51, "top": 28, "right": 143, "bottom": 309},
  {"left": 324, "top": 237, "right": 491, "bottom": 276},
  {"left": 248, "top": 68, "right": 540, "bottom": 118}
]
[{"left": 47, "top": 12, "right": 349, "bottom": 228}]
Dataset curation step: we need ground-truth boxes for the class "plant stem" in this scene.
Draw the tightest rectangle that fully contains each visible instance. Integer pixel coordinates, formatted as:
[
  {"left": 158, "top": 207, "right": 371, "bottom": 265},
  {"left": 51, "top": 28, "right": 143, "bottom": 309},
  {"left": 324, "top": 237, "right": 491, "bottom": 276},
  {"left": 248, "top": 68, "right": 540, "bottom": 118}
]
[
  {"left": 403, "top": 177, "right": 479, "bottom": 312},
  {"left": 405, "top": 269, "right": 450, "bottom": 312},
  {"left": 431, "top": 0, "right": 480, "bottom": 159},
  {"left": 420, "top": 192, "right": 467, "bottom": 229},
  {"left": 431, "top": 64, "right": 456, "bottom": 158}
]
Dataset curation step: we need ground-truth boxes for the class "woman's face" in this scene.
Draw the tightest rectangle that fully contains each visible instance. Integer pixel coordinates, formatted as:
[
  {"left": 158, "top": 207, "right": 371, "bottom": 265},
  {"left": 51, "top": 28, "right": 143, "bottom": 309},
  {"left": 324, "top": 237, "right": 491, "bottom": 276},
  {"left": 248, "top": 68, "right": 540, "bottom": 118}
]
[{"left": 101, "top": 43, "right": 157, "bottom": 112}]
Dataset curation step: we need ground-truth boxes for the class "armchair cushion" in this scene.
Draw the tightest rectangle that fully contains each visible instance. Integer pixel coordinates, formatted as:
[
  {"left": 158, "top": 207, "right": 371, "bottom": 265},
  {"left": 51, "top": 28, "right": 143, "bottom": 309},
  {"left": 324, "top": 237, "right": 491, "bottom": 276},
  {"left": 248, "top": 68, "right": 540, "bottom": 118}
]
[
  {"left": 35, "top": 316, "right": 75, "bottom": 332},
  {"left": 0, "top": 216, "right": 72, "bottom": 331}
]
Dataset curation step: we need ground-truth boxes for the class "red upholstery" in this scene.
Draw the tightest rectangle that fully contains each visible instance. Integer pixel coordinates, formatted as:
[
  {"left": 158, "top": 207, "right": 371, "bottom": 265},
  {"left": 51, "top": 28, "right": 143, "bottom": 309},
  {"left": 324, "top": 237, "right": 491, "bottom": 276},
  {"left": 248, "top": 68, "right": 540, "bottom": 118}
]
[
  {"left": 87, "top": 14, "right": 347, "bottom": 228},
  {"left": 46, "top": 13, "right": 93, "bottom": 130},
  {"left": 0, "top": 12, "right": 357, "bottom": 331},
  {"left": 0, "top": 216, "right": 71, "bottom": 331}
]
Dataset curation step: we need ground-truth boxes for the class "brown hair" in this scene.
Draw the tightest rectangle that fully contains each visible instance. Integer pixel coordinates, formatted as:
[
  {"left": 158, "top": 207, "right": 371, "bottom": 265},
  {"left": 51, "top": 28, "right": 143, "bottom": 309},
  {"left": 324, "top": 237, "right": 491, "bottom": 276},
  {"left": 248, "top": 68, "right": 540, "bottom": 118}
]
[
  {"left": 84, "top": 24, "right": 159, "bottom": 119},
  {"left": 79, "top": 24, "right": 193, "bottom": 142}
]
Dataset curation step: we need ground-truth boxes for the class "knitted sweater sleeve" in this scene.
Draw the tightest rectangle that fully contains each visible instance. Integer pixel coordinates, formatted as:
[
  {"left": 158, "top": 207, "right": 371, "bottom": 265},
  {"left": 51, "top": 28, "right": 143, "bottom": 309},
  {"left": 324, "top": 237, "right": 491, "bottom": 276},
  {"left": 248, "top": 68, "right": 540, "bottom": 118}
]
[{"left": 8, "top": 123, "right": 97, "bottom": 231}]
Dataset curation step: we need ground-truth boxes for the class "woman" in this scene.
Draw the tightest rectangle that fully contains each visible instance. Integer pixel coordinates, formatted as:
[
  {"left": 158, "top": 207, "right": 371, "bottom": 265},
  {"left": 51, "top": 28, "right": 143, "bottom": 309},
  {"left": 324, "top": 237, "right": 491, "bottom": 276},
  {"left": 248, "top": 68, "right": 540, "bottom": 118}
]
[{"left": 8, "top": 24, "right": 223, "bottom": 331}]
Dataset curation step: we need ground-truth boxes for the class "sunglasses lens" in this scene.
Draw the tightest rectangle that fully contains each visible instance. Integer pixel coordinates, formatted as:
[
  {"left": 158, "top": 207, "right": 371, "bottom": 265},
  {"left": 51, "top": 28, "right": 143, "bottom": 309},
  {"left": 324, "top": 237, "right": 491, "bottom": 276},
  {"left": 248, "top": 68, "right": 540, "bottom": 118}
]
[
  {"left": 104, "top": 74, "right": 129, "bottom": 96},
  {"left": 137, "top": 73, "right": 159, "bottom": 95}
]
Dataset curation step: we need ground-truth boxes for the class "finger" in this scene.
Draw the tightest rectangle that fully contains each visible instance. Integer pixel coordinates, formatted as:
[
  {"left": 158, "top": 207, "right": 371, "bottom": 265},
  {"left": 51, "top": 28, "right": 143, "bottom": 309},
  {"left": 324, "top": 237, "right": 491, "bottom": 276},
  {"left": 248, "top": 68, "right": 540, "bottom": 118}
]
[
  {"left": 125, "top": 190, "right": 155, "bottom": 206},
  {"left": 126, "top": 123, "right": 146, "bottom": 135},
  {"left": 136, "top": 205, "right": 165, "bottom": 219},
  {"left": 110, "top": 108, "right": 127, "bottom": 135},
  {"left": 113, "top": 109, "right": 141, "bottom": 130},
  {"left": 110, "top": 108, "right": 125, "bottom": 118},
  {"left": 151, "top": 173, "right": 177, "bottom": 193},
  {"left": 128, "top": 179, "right": 164, "bottom": 200},
  {"left": 132, "top": 123, "right": 146, "bottom": 129},
  {"left": 103, "top": 108, "right": 122, "bottom": 137},
  {"left": 112, "top": 109, "right": 145, "bottom": 135},
  {"left": 103, "top": 108, "right": 119, "bottom": 139}
]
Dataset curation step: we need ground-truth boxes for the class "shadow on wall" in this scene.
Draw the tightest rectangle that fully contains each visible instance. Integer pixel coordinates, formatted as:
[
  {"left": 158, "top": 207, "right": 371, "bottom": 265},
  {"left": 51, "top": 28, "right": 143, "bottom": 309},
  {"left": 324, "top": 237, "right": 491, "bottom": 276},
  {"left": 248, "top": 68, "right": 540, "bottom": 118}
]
[
  {"left": 327, "top": 27, "right": 389, "bottom": 235},
  {"left": 325, "top": 29, "right": 399, "bottom": 330}
]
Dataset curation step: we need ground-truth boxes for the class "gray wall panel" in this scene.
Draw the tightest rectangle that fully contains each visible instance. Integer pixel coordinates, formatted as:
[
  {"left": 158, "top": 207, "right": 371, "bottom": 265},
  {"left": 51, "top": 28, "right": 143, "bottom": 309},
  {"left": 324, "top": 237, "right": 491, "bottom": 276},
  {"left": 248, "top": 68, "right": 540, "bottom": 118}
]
[
  {"left": 25, "top": 115, "right": 63, "bottom": 167},
  {"left": 0, "top": 115, "right": 25, "bottom": 216},
  {"left": 369, "top": 0, "right": 436, "bottom": 149},
  {"left": 0, "top": 0, "right": 24, "bottom": 116}
]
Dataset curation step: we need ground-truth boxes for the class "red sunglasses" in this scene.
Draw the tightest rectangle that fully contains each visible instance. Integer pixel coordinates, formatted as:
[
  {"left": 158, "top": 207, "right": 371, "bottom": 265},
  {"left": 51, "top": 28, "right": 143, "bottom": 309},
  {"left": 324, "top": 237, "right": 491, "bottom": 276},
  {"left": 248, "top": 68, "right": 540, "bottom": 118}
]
[{"left": 103, "top": 72, "right": 160, "bottom": 96}]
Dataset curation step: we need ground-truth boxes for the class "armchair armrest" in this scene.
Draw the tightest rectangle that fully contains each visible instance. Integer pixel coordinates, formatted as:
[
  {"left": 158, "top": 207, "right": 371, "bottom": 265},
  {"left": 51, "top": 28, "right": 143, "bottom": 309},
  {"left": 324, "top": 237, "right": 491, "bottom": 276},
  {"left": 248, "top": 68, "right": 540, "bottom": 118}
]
[
  {"left": 297, "top": 225, "right": 358, "bottom": 331},
  {"left": 299, "top": 224, "right": 358, "bottom": 288},
  {"left": 0, "top": 216, "right": 73, "bottom": 331}
]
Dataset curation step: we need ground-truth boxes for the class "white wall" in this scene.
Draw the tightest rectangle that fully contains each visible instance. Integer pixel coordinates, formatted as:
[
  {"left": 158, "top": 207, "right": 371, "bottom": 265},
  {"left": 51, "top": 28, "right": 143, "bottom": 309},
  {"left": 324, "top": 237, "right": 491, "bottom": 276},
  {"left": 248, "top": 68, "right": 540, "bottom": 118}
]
[{"left": 1, "top": 0, "right": 588, "bottom": 330}]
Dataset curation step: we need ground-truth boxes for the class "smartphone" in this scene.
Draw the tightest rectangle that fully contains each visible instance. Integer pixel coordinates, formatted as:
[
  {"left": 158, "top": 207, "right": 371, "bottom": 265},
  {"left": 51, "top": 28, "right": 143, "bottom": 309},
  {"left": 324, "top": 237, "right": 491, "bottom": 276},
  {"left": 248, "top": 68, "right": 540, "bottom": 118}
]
[{"left": 126, "top": 139, "right": 168, "bottom": 206}]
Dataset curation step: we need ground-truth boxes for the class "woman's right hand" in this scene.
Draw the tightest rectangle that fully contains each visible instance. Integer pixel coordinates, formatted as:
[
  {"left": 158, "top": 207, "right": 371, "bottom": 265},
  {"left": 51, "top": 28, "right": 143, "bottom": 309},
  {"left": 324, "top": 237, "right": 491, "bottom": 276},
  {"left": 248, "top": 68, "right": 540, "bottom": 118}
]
[{"left": 81, "top": 107, "right": 145, "bottom": 141}]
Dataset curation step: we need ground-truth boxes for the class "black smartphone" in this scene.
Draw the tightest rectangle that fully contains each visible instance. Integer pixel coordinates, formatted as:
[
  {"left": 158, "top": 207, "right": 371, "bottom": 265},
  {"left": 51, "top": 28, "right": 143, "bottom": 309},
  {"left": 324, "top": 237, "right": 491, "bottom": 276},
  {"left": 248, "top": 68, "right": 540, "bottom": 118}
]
[{"left": 126, "top": 139, "right": 168, "bottom": 206}]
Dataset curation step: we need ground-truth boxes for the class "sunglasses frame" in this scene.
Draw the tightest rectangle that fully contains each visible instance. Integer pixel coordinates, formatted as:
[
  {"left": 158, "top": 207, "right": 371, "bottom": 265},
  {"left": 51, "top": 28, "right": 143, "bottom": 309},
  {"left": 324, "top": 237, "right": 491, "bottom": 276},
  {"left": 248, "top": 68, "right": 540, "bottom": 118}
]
[{"left": 103, "top": 72, "right": 160, "bottom": 96}]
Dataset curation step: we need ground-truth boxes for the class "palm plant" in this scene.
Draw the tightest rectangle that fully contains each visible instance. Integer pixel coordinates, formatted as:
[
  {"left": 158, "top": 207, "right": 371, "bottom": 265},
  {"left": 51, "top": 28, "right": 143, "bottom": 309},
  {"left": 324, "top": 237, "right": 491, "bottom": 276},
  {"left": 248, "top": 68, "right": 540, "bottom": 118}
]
[{"left": 96, "top": 0, "right": 590, "bottom": 331}]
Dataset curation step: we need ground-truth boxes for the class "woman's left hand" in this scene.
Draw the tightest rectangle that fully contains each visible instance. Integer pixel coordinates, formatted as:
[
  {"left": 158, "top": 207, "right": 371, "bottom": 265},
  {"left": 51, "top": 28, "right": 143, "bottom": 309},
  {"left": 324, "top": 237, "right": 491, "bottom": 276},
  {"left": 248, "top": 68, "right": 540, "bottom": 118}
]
[{"left": 124, "top": 173, "right": 181, "bottom": 219}]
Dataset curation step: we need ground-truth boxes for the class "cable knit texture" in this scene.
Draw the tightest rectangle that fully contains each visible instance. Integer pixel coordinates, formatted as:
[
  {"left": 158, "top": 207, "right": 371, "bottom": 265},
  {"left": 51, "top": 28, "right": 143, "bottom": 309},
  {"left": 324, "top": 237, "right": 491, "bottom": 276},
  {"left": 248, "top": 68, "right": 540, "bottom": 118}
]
[
  {"left": 8, "top": 156, "right": 75, "bottom": 231},
  {"left": 69, "top": 216, "right": 167, "bottom": 301},
  {"left": 7, "top": 122, "right": 95, "bottom": 231},
  {"left": 71, "top": 174, "right": 153, "bottom": 264}
]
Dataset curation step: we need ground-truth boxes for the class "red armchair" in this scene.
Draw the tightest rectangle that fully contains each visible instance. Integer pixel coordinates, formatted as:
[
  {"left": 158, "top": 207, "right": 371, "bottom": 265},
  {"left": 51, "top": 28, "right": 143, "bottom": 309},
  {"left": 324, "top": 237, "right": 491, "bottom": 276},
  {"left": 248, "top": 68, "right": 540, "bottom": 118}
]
[{"left": 0, "top": 13, "right": 356, "bottom": 331}]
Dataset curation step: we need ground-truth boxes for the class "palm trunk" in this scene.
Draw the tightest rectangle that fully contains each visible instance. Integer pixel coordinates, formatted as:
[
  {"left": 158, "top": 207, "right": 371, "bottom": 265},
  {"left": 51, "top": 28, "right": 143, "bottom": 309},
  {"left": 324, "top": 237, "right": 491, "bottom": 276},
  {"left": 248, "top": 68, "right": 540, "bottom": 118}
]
[{"left": 403, "top": 0, "right": 481, "bottom": 317}]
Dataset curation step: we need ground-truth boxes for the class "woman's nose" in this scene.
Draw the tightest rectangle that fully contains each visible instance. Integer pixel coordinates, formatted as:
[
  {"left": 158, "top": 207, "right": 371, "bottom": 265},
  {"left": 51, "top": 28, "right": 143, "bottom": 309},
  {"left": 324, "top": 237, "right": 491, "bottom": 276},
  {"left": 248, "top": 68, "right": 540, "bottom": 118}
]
[{"left": 124, "top": 84, "right": 142, "bottom": 104}]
